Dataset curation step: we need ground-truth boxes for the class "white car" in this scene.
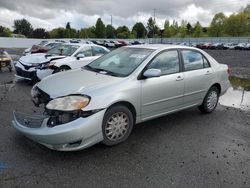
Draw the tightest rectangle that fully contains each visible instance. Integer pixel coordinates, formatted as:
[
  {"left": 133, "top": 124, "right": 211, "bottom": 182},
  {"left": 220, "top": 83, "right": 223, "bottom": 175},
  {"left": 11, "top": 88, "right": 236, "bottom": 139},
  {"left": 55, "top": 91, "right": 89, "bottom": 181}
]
[
  {"left": 104, "top": 40, "right": 116, "bottom": 48},
  {"left": 15, "top": 43, "right": 109, "bottom": 81},
  {"left": 37, "top": 44, "right": 110, "bottom": 80}
]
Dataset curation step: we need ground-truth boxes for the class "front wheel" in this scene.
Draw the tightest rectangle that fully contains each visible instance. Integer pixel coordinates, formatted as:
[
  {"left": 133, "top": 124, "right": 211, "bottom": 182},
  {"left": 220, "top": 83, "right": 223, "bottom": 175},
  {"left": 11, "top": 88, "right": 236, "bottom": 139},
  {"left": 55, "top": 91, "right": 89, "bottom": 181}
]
[
  {"left": 102, "top": 105, "right": 134, "bottom": 146},
  {"left": 59, "top": 65, "right": 70, "bottom": 72},
  {"left": 198, "top": 86, "right": 219, "bottom": 113}
]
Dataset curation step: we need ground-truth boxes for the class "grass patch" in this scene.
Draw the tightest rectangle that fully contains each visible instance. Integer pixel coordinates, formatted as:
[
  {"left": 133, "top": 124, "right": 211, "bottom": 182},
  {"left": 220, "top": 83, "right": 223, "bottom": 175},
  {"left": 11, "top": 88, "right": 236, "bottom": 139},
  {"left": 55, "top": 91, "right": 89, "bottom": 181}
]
[{"left": 229, "top": 76, "right": 250, "bottom": 91}]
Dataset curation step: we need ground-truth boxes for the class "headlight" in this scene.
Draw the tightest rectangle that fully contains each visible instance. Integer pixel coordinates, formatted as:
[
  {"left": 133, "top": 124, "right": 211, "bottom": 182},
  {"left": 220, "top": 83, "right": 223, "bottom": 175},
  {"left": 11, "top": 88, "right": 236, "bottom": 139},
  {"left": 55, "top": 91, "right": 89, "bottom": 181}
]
[
  {"left": 30, "top": 63, "right": 41, "bottom": 67},
  {"left": 46, "top": 95, "right": 90, "bottom": 111},
  {"left": 48, "top": 61, "right": 56, "bottom": 67}
]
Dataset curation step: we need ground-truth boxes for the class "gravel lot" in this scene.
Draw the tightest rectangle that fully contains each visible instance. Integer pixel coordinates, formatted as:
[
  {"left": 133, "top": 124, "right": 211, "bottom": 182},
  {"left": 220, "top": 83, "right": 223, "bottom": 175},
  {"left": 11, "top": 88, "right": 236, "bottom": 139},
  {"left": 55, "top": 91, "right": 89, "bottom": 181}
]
[{"left": 0, "top": 49, "right": 250, "bottom": 187}]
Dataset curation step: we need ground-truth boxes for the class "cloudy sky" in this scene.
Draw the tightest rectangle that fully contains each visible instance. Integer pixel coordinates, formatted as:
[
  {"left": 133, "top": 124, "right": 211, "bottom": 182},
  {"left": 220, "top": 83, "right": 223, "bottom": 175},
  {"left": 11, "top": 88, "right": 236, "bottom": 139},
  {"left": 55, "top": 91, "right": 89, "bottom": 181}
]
[{"left": 0, "top": 0, "right": 249, "bottom": 30}]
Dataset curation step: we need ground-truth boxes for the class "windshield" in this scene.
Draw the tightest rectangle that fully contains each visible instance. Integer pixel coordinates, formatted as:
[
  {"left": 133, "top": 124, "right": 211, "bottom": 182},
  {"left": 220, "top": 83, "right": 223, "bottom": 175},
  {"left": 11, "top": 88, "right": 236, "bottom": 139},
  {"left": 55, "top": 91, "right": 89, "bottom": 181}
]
[
  {"left": 47, "top": 44, "right": 80, "bottom": 56},
  {"left": 85, "top": 47, "right": 154, "bottom": 77}
]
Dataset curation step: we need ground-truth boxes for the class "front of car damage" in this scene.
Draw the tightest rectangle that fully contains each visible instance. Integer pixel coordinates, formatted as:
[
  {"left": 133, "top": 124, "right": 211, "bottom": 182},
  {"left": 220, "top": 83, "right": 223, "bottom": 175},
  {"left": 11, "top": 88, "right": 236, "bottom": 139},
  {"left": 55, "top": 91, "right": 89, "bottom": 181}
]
[
  {"left": 15, "top": 53, "right": 66, "bottom": 81},
  {"left": 12, "top": 68, "right": 127, "bottom": 151}
]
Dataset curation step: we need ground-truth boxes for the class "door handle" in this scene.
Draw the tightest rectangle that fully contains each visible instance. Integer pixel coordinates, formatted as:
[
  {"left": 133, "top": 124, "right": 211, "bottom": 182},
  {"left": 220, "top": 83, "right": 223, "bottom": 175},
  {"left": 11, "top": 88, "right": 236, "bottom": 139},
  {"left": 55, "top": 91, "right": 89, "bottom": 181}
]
[
  {"left": 205, "top": 70, "right": 212, "bottom": 75},
  {"left": 176, "top": 76, "right": 184, "bottom": 81}
]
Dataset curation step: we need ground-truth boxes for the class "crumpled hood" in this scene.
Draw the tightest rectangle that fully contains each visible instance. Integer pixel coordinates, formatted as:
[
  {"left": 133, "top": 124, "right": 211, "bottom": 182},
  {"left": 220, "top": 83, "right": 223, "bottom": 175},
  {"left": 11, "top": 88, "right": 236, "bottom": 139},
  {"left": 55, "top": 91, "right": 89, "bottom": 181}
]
[
  {"left": 37, "top": 69, "right": 122, "bottom": 98},
  {"left": 19, "top": 53, "right": 66, "bottom": 65}
]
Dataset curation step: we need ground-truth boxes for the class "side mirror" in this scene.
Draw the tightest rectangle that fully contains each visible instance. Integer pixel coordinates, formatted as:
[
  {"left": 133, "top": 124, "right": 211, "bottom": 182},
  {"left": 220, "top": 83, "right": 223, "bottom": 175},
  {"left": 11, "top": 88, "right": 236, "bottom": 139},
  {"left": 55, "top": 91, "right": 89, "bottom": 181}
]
[
  {"left": 76, "top": 54, "right": 85, "bottom": 60},
  {"left": 143, "top": 69, "right": 161, "bottom": 78}
]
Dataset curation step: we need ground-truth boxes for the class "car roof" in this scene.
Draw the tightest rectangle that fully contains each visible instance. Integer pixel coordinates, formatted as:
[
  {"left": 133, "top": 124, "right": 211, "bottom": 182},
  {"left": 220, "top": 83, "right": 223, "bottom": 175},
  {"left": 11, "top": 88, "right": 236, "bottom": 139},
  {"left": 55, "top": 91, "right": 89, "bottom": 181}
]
[
  {"left": 126, "top": 44, "right": 198, "bottom": 51},
  {"left": 61, "top": 43, "right": 100, "bottom": 47}
]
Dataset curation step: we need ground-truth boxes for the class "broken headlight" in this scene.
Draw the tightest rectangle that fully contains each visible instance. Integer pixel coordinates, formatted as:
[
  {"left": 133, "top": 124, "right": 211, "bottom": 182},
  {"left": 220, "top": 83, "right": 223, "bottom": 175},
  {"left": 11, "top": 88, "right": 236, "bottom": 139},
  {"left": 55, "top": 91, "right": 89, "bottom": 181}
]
[{"left": 46, "top": 95, "right": 90, "bottom": 111}]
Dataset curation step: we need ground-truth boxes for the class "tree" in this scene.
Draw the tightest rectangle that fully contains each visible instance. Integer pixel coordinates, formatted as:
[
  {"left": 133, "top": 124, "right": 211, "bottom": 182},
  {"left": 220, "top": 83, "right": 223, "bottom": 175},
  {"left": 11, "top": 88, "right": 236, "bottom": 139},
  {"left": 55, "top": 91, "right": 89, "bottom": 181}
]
[
  {"left": 95, "top": 18, "right": 106, "bottom": 38},
  {"left": 79, "top": 26, "right": 96, "bottom": 38},
  {"left": 33, "top": 28, "right": 48, "bottom": 38},
  {"left": 132, "top": 22, "right": 147, "bottom": 38},
  {"left": 13, "top": 19, "right": 33, "bottom": 37},
  {"left": 49, "top": 27, "right": 65, "bottom": 38},
  {"left": 106, "top": 24, "right": 115, "bottom": 38},
  {"left": 147, "top": 17, "right": 158, "bottom": 38},
  {"left": 224, "top": 12, "right": 248, "bottom": 36},
  {"left": 0, "top": 26, "right": 12, "bottom": 37},
  {"left": 66, "top": 22, "right": 71, "bottom": 30},
  {"left": 179, "top": 20, "right": 187, "bottom": 38},
  {"left": 163, "top": 20, "right": 171, "bottom": 37},
  {"left": 193, "top": 22, "right": 203, "bottom": 37},
  {"left": 116, "top": 26, "right": 130, "bottom": 38},
  {"left": 186, "top": 22, "right": 193, "bottom": 36},
  {"left": 209, "top": 13, "right": 226, "bottom": 37}
]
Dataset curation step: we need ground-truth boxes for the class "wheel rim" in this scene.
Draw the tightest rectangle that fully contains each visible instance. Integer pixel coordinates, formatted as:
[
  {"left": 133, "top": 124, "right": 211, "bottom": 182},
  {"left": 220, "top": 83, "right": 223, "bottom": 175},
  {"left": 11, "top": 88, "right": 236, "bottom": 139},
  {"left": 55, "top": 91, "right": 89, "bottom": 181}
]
[
  {"left": 105, "top": 112, "right": 129, "bottom": 142},
  {"left": 60, "top": 68, "right": 67, "bottom": 72},
  {"left": 207, "top": 91, "right": 218, "bottom": 110}
]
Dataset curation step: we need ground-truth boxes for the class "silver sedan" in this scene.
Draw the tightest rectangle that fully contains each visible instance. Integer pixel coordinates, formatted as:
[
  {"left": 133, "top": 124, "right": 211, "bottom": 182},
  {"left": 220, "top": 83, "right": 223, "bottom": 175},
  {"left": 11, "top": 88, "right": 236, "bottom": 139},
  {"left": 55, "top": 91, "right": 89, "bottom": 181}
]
[{"left": 13, "top": 44, "right": 230, "bottom": 151}]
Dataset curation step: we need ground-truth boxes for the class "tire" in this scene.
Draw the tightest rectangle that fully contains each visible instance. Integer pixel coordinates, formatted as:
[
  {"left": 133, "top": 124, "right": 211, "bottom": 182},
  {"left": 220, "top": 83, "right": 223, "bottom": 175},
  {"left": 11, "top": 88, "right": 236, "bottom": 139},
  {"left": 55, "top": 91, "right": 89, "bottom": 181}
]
[
  {"left": 102, "top": 105, "right": 134, "bottom": 146},
  {"left": 198, "top": 86, "right": 219, "bottom": 114},
  {"left": 59, "top": 65, "right": 70, "bottom": 72}
]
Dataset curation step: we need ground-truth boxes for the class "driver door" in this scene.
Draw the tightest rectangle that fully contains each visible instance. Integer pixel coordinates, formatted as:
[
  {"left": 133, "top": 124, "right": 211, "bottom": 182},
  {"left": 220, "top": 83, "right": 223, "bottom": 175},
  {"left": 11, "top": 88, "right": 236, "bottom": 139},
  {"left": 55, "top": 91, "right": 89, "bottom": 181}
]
[
  {"left": 72, "top": 46, "right": 95, "bottom": 69},
  {"left": 140, "top": 50, "right": 184, "bottom": 121}
]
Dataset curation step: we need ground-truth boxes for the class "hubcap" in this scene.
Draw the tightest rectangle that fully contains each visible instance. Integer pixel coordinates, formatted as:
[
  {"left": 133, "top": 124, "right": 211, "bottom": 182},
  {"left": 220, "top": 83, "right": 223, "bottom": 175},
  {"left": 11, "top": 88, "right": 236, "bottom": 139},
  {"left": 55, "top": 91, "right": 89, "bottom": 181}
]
[
  {"left": 207, "top": 91, "right": 218, "bottom": 110},
  {"left": 105, "top": 112, "right": 129, "bottom": 141}
]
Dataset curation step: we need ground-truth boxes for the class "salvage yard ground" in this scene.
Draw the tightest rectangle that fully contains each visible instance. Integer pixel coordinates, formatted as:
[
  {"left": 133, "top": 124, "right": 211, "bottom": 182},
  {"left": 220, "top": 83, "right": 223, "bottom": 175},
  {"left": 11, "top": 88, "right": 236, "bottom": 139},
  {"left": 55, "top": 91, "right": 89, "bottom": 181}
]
[{"left": 0, "top": 49, "right": 250, "bottom": 187}]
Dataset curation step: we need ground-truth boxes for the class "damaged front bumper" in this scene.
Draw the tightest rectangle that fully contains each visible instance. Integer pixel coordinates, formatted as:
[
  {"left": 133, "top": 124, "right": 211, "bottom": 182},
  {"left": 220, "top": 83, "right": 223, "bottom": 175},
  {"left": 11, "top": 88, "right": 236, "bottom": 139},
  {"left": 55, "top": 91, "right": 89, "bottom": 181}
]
[{"left": 12, "top": 110, "right": 106, "bottom": 151}]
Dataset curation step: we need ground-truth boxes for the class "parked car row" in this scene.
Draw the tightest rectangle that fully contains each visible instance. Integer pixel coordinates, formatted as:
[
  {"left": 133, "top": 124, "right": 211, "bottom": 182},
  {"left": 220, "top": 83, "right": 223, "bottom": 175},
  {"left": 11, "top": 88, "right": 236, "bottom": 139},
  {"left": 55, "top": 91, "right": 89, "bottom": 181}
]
[
  {"left": 91, "top": 40, "right": 145, "bottom": 48},
  {"left": 168, "top": 42, "right": 250, "bottom": 50}
]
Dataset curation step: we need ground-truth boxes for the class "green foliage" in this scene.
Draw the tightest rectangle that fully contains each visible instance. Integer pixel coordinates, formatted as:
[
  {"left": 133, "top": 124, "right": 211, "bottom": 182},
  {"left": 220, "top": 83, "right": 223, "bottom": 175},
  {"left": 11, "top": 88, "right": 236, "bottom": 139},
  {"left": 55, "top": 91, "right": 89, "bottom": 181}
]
[
  {"left": 13, "top": 19, "right": 33, "bottom": 37},
  {"left": 79, "top": 26, "right": 96, "bottom": 38},
  {"left": 209, "top": 13, "right": 226, "bottom": 37},
  {"left": 33, "top": 28, "right": 48, "bottom": 38},
  {"left": 193, "top": 22, "right": 203, "bottom": 37},
  {"left": 147, "top": 17, "right": 159, "bottom": 38},
  {"left": 163, "top": 20, "right": 171, "bottom": 37},
  {"left": 132, "top": 22, "right": 147, "bottom": 38},
  {"left": 224, "top": 12, "right": 249, "bottom": 36},
  {"left": 106, "top": 24, "right": 115, "bottom": 38},
  {"left": 0, "top": 26, "right": 12, "bottom": 37},
  {"left": 116, "top": 26, "right": 130, "bottom": 38},
  {"left": 95, "top": 18, "right": 106, "bottom": 38}
]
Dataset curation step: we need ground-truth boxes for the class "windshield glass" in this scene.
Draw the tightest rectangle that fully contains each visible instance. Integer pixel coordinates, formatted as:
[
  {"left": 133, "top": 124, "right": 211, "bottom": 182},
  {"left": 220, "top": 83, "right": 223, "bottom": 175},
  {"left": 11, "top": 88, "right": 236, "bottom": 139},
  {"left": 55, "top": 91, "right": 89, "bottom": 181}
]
[
  {"left": 47, "top": 44, "right": 80, "bottom": 56},
  {"left": 85, "top": 47, "right": 154, "bottom": 77}
]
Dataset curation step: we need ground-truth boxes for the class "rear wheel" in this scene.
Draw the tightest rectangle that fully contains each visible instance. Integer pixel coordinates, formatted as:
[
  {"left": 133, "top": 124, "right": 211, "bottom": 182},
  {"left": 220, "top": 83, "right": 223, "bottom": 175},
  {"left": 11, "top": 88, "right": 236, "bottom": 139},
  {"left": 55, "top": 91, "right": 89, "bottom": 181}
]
[
  {"left": 102, "top": 105, "right": 134, "bottom": 146},
  {"left": 198, "top": 86, "right": 219, "bottom": 113}
]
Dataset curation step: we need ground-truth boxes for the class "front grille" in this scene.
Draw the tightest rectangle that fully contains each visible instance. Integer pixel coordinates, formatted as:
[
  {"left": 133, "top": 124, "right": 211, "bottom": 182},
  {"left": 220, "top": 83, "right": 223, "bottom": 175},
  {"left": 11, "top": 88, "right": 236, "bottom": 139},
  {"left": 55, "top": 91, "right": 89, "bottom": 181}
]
[
  {"left": 15, "top": 66, "right": 36, "bottom": 79},
  {"left": 14, "top": 111, "right": 46, "bottom": 128}
]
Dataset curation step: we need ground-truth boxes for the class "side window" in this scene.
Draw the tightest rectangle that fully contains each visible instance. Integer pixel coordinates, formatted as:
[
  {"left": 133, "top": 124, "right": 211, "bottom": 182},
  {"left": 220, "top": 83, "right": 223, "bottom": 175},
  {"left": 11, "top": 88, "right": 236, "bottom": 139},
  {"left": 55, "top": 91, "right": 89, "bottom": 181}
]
[
  {"left": 182, "top": 50, "right": 206, "bottom": 71},
  {"left": 203, "top": 57, "right": 210, "bottom": 68},
  {"left": 92, "top": 46, "right": 108, "bottom": 56},
  {"left": 75, "top": 46, "right": 92, "bottom": 57},
  {"left": 147, "top": 50, "right": 180, "bottom": 75}
]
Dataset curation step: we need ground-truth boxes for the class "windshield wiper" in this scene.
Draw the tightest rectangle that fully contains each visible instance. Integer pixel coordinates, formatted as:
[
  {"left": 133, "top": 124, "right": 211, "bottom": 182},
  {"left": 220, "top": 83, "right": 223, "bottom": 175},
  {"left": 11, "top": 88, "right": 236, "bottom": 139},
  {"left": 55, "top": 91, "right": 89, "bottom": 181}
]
[{"left": 84, "top": 65, "right": 122, "bottom": 77}]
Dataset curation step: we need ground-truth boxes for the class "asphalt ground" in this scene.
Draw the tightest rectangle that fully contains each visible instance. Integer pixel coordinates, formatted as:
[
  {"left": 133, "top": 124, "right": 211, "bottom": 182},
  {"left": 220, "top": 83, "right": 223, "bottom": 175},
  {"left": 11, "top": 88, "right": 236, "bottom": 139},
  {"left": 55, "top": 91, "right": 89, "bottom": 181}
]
[{"left": 0, "top": 49, "right": 250, "bottom": 187}]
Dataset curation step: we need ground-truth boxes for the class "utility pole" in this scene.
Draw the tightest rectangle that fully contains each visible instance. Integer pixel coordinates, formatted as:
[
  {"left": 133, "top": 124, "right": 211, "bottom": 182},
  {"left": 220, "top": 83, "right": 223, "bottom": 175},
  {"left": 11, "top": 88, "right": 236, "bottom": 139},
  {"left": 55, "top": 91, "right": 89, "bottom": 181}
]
[
  {"left": 111, "top": 15, "right": 113, "bottom": 38},
  {"left": 153, "top": 8, "right": 156, "bottom": 40}
]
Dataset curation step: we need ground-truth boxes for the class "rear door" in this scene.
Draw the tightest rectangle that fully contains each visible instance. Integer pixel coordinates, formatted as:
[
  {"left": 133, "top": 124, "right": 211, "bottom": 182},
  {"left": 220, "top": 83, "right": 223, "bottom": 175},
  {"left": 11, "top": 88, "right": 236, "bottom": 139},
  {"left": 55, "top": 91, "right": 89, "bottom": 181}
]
[{"left": 181, "top": 49, "right": 213, "bottom": 106}]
